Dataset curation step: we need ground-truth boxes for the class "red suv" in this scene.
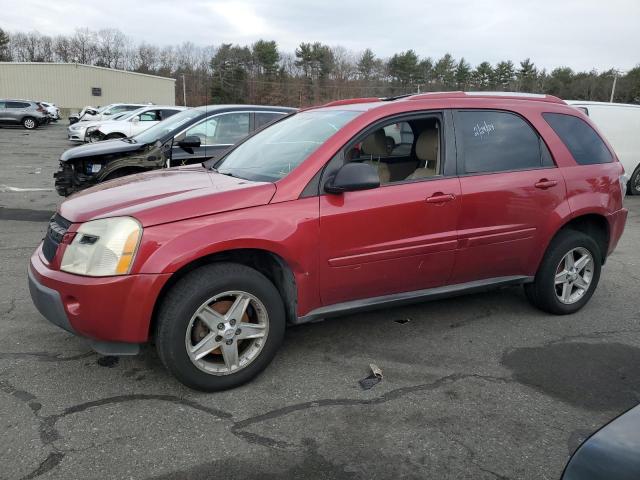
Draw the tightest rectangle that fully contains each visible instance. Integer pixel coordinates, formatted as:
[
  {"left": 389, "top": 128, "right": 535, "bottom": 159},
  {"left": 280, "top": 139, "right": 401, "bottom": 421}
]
[{"left": 29, "top": 92, "right": 628, "bottom": 390}]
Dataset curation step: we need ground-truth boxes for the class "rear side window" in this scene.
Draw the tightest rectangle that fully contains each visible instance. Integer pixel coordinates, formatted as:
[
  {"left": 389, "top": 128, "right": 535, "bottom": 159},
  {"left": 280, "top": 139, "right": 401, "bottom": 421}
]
[
  {"left": 7, "top": 102, "right": 29, "bottom": 109},
  {"left": 456, "top": 110, "right": 546, "bottom": 174},
  {"left": 543, "top": 113, "right": 612, "bottom": 165}
]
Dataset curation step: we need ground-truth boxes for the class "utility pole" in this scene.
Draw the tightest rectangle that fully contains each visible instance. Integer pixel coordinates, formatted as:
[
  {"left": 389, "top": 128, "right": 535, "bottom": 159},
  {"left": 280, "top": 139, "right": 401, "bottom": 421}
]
[
  {"left": 182, "top": 74, "right": 187, "bottom": 106},
  {"left": 610, "top": 72, "right": 617, "bottom": 103}
]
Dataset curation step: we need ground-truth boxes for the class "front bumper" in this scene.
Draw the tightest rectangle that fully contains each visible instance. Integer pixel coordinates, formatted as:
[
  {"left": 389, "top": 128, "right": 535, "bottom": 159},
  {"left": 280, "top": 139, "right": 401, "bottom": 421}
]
[
  {"left": 67, "top": 127, "right": 86, "bottom": 142},
  {"left": 29, "top": 245, "right": 171, "bottom": 354}
]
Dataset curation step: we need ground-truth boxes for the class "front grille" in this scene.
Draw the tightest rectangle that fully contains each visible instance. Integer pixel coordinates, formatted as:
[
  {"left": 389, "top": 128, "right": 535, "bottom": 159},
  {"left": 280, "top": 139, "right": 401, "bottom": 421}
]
[{"left": 42, "top": 214, "right": 71, "bottom": 263}]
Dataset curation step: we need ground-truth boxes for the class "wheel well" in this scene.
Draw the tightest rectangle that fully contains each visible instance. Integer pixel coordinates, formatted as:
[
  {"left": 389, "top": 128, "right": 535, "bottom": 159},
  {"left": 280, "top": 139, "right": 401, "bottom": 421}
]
[
  {"left": 558, "top": 214, "right": 609, "bottom": 263},
  {"left": 149, "top": 249, "right": 297, "bottom": 338}
]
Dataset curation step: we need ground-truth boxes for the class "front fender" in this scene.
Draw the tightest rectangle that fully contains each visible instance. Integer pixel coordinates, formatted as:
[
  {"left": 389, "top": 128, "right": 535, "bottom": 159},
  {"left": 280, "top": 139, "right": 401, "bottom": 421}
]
[{"left": 134, "top": 198, "right": 322, "bottom": 316}]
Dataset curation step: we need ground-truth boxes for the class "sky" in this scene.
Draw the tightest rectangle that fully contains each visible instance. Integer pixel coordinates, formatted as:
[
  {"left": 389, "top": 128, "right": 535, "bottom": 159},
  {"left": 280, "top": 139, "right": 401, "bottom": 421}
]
[{"left": 1, "top": 0, "right": 639, "bottom": 72}]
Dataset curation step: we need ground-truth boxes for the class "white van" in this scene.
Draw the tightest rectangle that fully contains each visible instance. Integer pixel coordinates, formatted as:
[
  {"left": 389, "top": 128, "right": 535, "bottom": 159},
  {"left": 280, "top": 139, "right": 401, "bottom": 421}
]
[{"left": 566, "top": 101, "right": 640, "bottom": 194}]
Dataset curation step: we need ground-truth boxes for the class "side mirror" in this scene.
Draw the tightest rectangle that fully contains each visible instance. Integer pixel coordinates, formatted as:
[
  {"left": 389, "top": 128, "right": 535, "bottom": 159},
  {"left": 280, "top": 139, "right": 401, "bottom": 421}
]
[
  {"left": 177, "top": 135, "right": 201, "bottom": 150},
  {"left": 325, "top": 162, "right": 380, "bottom": 194},
  {"left": 132, "top": 116, "right": 139, "bottom": 123}
]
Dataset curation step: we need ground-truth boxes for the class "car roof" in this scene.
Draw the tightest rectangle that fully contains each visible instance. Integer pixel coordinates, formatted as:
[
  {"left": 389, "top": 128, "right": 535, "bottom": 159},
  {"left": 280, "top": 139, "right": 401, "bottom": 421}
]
[{"left": 309, "top": 91, "right": 567, "bottom": 113}]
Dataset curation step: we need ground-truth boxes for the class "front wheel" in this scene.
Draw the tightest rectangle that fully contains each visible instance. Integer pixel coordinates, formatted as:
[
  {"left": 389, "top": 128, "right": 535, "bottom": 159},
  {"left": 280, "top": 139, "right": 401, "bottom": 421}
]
[
  {"left": 155, "top": 263, "right": 285, "bottom": 391},
  {"left": 105, "top": 132, "right": 126, "bottom": 140},
  {"left": 524, "top": 229, "right": 602, "bottom": 315}
]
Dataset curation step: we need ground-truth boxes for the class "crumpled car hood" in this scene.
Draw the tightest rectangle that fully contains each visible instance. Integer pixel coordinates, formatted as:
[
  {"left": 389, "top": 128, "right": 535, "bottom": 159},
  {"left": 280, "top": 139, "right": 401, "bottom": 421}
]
[
  {"left": 59, "top": 166, "right": 276, "bottom": 227},
  {"left": 60, "top": 139, "right": 144, "bottom": 162}
]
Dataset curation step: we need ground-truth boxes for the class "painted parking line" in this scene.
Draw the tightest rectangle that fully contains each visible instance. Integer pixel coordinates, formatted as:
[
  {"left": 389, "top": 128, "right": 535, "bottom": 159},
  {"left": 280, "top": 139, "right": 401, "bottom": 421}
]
[{"left": 0, "top": 184, "right": 54, "bottom": 192}]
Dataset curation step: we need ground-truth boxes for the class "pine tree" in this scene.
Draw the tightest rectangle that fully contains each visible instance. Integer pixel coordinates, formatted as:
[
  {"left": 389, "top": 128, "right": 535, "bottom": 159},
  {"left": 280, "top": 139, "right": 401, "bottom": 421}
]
[{"left": 0, "top": 28, "right": 11, "bottom": 61}]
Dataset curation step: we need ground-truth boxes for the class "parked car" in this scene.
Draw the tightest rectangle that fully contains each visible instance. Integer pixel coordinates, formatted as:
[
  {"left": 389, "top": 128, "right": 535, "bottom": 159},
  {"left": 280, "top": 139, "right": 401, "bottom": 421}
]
[
  {"left": 67, "top": 111, "right": 132, "bottom": 142},
  {"left": 566, "top": 101, "right": 640, "bottom": 195},
  {"left": 30, "top": 92, "right": 628, "bottom": 390},
  {"left": 69, "top": 103, "right": 149, "bottom": 126},
  {"left": 68, "top": 106, "right": 98, "bottom": 125},
  {"left": 40, "top": 101, "right": 61, "bottom": 121},
  {"left": 85, "top": 105, "right": 187, "bottom": 142},
  {"left": 562, "top": 404, "right": 640, "bottom": 480},
  {"left": 0, "top": 99, "right": 48, "bottom": 129},
  {"left": 54, "top": 105, "right": 295, "bottom": 196}
]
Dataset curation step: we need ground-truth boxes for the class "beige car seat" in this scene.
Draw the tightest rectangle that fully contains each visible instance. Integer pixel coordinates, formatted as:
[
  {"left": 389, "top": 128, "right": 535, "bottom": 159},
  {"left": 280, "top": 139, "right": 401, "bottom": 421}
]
[
  {"left": 360, "top": 129, "right": 391, "bottom": 183},
  {"left": 406, "top": 128, "right": 439, "bottom": 180}
]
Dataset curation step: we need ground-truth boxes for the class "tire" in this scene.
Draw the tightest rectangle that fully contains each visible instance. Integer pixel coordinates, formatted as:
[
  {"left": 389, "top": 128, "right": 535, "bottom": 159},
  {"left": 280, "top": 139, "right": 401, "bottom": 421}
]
[
  {"left": 105, "top": 132, "right": 126, "bottom": 140},
  {"left": 524, "top": 229, "right": 602, "bottom": 315},
  {"left": 22, "top": 117, "right": 37, "bottom": 130},
  {"left": 629, "top": 165, "right": 640, "bottom": 196},
  {"left": 155, "top": 262, "right": 286, "bottom": 391}
]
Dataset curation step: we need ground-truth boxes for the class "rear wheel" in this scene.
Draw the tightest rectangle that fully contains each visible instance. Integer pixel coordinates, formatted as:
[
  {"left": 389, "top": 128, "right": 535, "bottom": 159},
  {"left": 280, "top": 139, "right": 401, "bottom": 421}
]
[
  {"left": 22, "top": 117, "right": 37, "bottom": 129},
  {"left": 629, "top": 165, "right": 640, "bottom": 196},
  {"left": 525, "top": 229, "right": 601, "bottom": 315},
  {"left": 155, "top": 263, "right": 285, "bottom": 391}
]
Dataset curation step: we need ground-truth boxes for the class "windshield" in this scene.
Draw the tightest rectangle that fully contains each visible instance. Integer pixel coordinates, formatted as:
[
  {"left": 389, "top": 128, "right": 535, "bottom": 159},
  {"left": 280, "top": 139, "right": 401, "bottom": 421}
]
[
  {"left": 132, "top": 108, "right": 199, "bottom": 144},
  {"left": 216, "top": 110, "right": 359, "bottom": 182}
]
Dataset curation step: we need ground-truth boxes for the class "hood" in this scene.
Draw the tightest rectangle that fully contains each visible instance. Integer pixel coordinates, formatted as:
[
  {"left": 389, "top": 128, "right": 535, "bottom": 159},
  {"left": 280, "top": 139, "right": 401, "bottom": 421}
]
[
  {"left": 60, "top": 139, "right": 144, "bottom": 162},
  {"left": 58, "top": 166, "right": 277, "bottom": 227}
]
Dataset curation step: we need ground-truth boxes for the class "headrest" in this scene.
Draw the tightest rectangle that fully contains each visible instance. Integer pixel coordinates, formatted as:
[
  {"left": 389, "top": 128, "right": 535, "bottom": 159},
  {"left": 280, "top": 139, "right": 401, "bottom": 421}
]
[
  {"left": 361, "top": 129, "right": 388, "bottom": 156},
  {"left": 415, "top": 129, "right": 438, "bottom": 162}
]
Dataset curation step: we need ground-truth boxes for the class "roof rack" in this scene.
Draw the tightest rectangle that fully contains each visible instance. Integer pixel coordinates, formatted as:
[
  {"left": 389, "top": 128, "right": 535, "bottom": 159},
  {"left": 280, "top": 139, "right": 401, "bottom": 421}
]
[
  {"left": 319, "top": 97, "right": 381, "bottom": 107},
  {"left": 406, "top": 91, "right": 565, "bottom": 104}
]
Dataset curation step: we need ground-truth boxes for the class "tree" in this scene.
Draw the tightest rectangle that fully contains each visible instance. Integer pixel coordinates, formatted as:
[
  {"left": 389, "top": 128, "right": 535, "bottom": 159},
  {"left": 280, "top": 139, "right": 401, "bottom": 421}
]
[
  {"left": 252, "top": 39, "right": 279, "bottom": 76},
  {"left": 295, "top": 42, "right": 334, "bottom": 80},
  {"left": 547, "top": 67, "right": 575, "bottom": 98},
  {"left": 387, "top": 49, "right": 419, "bottom": 87},
  {"left": 455, "top": 58, "right": 472, "bottom": 89},
  {"left": 493, "top": 60, "right": 515, "bottom": 90},
  {"left": 0, "top": 28, "right": 11, "bottom": 61},
  {"left": 357, "top": 48, "right": 377, "bottom": 80},
  {"left": 210, "top": 43, "right": 252, "bottom": 103},
  {"left": 517, "top": 58, "right": 538, "bottom": 92},
  {"left": 433, "top": 53, "right": 457, "bottom": 89},
  {"left": 472, "top": 61, "right": 493, "bottom": 90}
]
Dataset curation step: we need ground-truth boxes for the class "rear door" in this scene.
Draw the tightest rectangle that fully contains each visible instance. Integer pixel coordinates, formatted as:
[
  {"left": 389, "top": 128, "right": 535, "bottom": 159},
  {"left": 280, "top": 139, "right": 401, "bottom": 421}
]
[
  {"left": 171, "top": 111, "right": 251, "bottom": 166},
  {"left": 450, "top": 109, "right": 566, "bottom": 284},
  {"left": 318, "top": 111, "right": 461, "bottom": 305}
]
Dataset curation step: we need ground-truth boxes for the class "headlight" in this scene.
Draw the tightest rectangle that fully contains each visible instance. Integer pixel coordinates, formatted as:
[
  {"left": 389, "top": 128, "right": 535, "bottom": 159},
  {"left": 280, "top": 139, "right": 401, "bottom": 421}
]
[{"left": 60, "top": 217, "right": 142, "bottom": 276}]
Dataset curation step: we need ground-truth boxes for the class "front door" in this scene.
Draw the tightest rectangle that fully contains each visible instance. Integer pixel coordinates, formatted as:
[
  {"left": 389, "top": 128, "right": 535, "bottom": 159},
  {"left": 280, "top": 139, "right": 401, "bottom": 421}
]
[{"left": 318, "top": 112, "right": 461, "bottom": 306}]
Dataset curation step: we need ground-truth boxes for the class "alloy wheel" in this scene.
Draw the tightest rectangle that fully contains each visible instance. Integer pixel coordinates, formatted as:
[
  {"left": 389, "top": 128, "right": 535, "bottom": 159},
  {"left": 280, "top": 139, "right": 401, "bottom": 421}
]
[
  {"left": 554, "top": 247, "right": 594, "bottom": 304},
  {"left": 184, "top": 291, "right": 269, "bottom": 375}
]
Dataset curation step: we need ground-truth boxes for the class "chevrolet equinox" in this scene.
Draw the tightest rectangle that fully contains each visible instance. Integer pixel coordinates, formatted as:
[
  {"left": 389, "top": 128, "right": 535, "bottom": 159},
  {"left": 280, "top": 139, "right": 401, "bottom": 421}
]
[{"left": 29, "top": 92, "right": 628, "bottom": 391}]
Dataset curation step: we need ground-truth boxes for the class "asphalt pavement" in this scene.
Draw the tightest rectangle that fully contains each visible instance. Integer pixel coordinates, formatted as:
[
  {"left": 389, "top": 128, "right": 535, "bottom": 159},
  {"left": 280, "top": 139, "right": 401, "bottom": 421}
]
[{"left": 1, "top": 122, "right": 639, "bottom": 480}]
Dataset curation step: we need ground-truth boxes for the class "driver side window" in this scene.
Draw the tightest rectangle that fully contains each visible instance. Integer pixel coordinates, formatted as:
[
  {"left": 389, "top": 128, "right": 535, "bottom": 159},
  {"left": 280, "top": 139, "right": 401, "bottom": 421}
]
[{"left": 345, "top": 116, "right": 442, "bottom": 184}]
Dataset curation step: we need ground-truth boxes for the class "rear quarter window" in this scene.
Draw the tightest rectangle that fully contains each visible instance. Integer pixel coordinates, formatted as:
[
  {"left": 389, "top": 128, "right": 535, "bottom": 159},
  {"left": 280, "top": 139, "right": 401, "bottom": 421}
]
[{"left": 543, "top": 112, "right": 612, "bottom": 165}]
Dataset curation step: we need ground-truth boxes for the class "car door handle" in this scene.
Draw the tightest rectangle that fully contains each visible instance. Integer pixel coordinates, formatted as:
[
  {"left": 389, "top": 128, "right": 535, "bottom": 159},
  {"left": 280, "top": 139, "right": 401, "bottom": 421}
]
[
  {"left": 534, "top": 179, "right": 558, "bottom": 189},
  {"left": 426, "top": 193, "right": 456, "bottom": 204}
]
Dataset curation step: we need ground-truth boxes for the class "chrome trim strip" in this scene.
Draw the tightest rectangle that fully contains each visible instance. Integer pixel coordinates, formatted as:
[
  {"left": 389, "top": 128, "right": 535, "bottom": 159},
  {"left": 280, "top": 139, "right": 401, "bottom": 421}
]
[{"left": 294, "top": 275, "right": 533, "bottom": 324}]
